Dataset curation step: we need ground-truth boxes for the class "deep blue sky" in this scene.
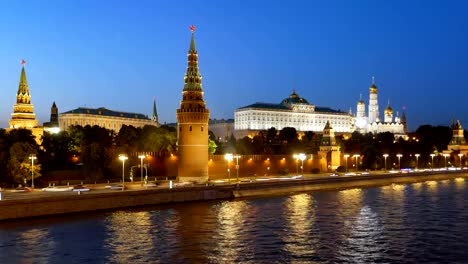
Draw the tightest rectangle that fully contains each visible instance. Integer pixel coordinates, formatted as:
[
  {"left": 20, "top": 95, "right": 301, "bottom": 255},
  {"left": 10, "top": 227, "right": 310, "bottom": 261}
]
[{"left": 1, "top": 0, "right": 467, "bottom": 132}]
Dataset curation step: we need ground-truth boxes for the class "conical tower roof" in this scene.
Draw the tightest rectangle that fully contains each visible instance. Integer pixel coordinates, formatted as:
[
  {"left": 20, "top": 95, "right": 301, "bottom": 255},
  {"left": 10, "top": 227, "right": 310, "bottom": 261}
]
[
  {"left": 183, "top": 26, "right": 203, "bottom": 92},
  {"left": 18, "top": 66, "right": 29, "bottom": 95},
  {"left": 152, "top": 97, "right": 158, "bottom": 122}
]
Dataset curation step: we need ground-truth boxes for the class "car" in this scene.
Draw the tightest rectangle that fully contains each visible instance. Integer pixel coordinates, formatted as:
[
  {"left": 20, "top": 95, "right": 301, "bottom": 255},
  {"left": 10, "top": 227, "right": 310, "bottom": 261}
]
[
  {"left": 11, "top": 187, "right": 32, "bottom": 193},
  {"left": 330, "top": 173, "right": 340, "bottom": 177},
  {"left": 73, "top": 185, "right": 90, "bottom": 192},
  {"left": 105, "top": 184, "right": 124, "bottom": 190},
  {"left": 41, "top": 186, "right": 74, "bottom": 192}
]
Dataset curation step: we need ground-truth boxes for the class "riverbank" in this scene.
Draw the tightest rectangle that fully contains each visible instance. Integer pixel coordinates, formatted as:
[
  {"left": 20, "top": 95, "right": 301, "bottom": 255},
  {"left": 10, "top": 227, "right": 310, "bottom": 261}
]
[{"left": 1, "top": 170, "right": 467, "bottom": 221}]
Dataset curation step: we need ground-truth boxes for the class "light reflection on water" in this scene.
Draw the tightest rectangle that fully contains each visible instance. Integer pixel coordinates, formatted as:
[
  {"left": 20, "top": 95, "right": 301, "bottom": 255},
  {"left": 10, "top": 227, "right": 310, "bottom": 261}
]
[{"left": 1, "top": 178, "right": 467, "bottom": 263}]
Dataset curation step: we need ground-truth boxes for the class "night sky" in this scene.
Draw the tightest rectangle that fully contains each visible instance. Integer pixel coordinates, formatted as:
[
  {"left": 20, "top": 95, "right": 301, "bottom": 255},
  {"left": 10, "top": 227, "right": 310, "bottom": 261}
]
[{"left": 1, "top": 0, "right": 467, "bottom": 132}]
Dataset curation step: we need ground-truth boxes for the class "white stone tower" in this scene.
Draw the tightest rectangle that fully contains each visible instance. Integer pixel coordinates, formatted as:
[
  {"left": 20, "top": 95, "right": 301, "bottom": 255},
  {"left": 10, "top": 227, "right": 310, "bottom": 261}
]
[{"left": 368, "top": 77, "right": 380, "bottom": 123}]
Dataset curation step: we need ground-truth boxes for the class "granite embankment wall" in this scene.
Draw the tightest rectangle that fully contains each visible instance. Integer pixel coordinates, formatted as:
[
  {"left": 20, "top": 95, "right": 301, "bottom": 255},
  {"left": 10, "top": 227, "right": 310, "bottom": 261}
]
[{"left": 1, "top": 171, "right": 467, "bottom": 221}]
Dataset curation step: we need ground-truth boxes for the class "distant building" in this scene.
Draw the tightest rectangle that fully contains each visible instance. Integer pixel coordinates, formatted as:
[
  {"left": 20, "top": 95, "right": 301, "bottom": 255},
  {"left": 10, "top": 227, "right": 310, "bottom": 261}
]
[
  {"left": 209, "top": 118, "right": 234, "bottom": 141},
  {"left": 447, "top": 120, "right": 468, "bottom": 155},
  {"left": 354, "top": 78, "right": 407, "bottom": 136},
  {"left": 234, "top": 90, "right": 354, "bottom": 138},
  {"left": 7, "top": 62, "right": 44, "bottom": 142},
  {"left": 318, "top": 121, "right": 342, "bottom": 171},
  {"left": 59, "top": 101, "right": 159, "bottom": 132},
  {"left": 43, "top": 101, "right": 60, "bottom": 134},
  {"left": 176, "top": 26, "right": 210, "bottom": 183}
]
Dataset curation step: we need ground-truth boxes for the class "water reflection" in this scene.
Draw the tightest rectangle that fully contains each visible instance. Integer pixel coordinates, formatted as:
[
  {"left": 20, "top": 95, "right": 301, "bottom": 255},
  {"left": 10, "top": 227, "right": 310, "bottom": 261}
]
[
  {"left": 212, "top": 200, "right": 249, "bottom": 263},
  {"left": 283, "top": 193, "right": 316, "bottom": 259},
  {"left": 104, "top": 211, "right": 155, "bottom": 263},
  {"left": 6, "top": 228, "right": 53, "bottom": 264}
]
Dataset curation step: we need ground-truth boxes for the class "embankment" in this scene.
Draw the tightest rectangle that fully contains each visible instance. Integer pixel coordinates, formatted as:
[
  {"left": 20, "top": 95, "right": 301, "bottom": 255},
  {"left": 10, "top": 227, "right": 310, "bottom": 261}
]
[{"left": 1, "top": 171, "right": 467, "bottom": 221}]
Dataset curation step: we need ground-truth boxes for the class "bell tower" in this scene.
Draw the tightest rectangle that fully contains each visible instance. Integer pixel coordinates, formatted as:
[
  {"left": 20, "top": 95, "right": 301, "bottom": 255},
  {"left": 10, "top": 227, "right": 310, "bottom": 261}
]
[{"left": 176, "top": 26, "right": 210, "bottom": 183}]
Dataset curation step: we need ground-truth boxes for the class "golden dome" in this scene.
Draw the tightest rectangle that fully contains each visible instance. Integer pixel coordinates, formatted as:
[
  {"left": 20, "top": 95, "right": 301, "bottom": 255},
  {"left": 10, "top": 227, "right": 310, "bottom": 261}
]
[{"left": 384, "top": 105, "right": 393, "bottom": 114}]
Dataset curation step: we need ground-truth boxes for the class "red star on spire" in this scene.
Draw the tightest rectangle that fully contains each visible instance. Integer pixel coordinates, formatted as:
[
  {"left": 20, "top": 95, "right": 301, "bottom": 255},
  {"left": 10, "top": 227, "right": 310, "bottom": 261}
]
[
  {"left": 21, "top": 59, "right": 26, "bottom": 65},
  {"left": 190, "top": 25, "right": 195, "bottom": 32}
]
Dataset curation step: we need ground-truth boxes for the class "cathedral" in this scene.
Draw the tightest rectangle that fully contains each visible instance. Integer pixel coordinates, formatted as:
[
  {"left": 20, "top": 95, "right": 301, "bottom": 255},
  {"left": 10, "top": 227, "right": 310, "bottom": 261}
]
[{"left": 354, "top": 78, "right": 407, "bottom": 137}]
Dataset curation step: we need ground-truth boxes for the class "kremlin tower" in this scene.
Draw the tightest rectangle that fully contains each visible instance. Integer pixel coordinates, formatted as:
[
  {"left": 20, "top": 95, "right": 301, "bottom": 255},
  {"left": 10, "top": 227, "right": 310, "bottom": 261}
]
[
  {"left": 368, "top": 77, "right": 380, "bottom": 123},
  {"left": 176, "top": 26, "right": 210, "bottom": 183},
  {"left": 9, "top": 61, "right": 39, "bottom": 129}
]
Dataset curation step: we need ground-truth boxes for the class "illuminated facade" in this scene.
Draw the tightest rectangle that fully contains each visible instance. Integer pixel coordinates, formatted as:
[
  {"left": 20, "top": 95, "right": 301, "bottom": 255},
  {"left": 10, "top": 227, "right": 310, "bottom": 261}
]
[
  {"left": 7, "top": 63, "right": 44, "bottom": 142},
  {"left": 354, "top": 79, "right": 407, "bottom": 136},
  {"left": 176, "top": 26, "right": 210, "bottom": 183},
  {"left": 59, "top": 104, "right": 159, "bottom": 132},
  {"left": 447, "top": 120, "right": 468, "bottom": 155},
  {"left": 234, "top": 91, "right": 354, "bottom": 138}
]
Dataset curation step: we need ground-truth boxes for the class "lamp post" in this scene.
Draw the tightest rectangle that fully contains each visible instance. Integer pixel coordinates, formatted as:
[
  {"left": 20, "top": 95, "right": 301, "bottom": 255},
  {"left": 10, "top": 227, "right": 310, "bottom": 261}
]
[
  {"left": 353, "top": 154, "right": 360, "bottom": 172},
  {"left": 29, "top": 154, "right": 37, "bottom": 188},
  {"left": 298, "top": 153, "right": 306, "bottom": 174},
  {"left": 344, "top": 154, "right": 350, "bottom": 173},
  {"left": 225, "top": 153, "right": 233, "bottom": 182},
  {"left": 119, "top": 154, "right": 128, "bottom": 190},
  {"left": 138, "top": 155, "right": 145, "bottom": 186},
  {"left": 458, "top": 153, "right": 464, "bottom": 168},
  {"left": 396, "top": 154, "right": 402, "bottom": 170},
  {"left": 383, "top": 154, "right": 389, "bottom": 172},
  {"left": 293, "top": 154, "right": 299, "bottom": 174},
  {"left": 430, "top": 154, "right": 435, "bottom": 169},
  {"left": 415, "top": 154, "right": 420, "bottom": 170},
  {"left": 233, "top": 155, "right": 241, "bottom": 182},
  {"left": 443, "top": 153, "right": 449, "bottom": 169}
]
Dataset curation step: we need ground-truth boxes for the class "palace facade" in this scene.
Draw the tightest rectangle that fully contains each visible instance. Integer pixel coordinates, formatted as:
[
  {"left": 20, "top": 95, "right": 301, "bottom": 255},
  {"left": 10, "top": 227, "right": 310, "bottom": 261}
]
[
  {"left": 234, "top": 80, "right": 408, "bottom": 138},
  {"left": 234, "top": 90, "right": 354, "bottom": 138},
  {"left": 58, "top": 100, "right": 159, "bottom": 132}
]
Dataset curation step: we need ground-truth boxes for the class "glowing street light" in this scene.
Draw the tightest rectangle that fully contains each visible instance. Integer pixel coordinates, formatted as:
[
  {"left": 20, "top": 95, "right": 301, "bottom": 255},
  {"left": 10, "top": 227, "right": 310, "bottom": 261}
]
[
  {"left": 396, "top": 154, "right": 403, "bottom": 170},
  {"left": 443, "top": 153, "right": 449, "bottom": 169},
  {"left": 458, "top": 153, "right": 464, "bottom": 168},
  {"left": 344, "top": 154, "right": 350, "bottom": 173},
  {"left": 430, "top": 154, "right": 436, "bottom": 169},
  {"left": 138, "top": 155, "right": 145, "bottom": 186},
  {"left": 29, "top": 154, "right": 37, "bottom": 188},
  {"left": 383, "top": 154, "right": 389, "bottom": 172},
  {"left": 293, "top": 154, "right": 299, "bottom": 174},
  {"left": 119, "top": 154, "right": 128, "bottom": 190},
  {"left": 225, "top": 153, "right": 233, "bottom": 182},
  {"left": 297, "top": 153, "right": 306, "bottom": 174},
  {"left": 353, "top": 154, "right": 360, "bottom": 172},
  {"left": 415, "top": 154, "right": 420, "bottom": 170},
  {"left": 233, "top": 154, "right": 241, "bottom": 182}
]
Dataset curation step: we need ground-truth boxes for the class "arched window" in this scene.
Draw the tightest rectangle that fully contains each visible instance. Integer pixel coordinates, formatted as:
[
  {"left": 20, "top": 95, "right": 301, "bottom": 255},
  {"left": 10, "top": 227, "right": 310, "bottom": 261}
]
[{"left": 189, "top": 126, "right": 192, "bottom": 132}]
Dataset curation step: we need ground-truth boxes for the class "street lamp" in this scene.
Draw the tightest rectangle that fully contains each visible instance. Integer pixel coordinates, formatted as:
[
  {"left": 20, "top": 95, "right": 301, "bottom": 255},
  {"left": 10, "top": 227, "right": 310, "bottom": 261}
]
[
  {"left": 29, "top": 154, "right": 37, "bottom": 188},
  {"left": 443, "top": 153, "right": 449, "bottom": 169},
  {"left": 383, "top": 154, "right": 389, "bottom": 172},
  {"left": 293, "top": 154, "right": 299, "bottom": 174},
  {"left": 430, "top": 154, "right": 436, "bottom": 169},
  {"left": 415, "top": 154, "right": 420, "bottom": 170},
  {"left": 119, "top": 154, "right": 128, "bottom": 190},
  {"left": 298, "top": 153, "right": 306, "bottom": 174},
  {"left": 344, "top": 154, "right": 350, "bottom": 173},
  {"left": 353, "top": 154, "right": 360, "bottom": 172},
  {"left": 396, "top": 154, "right": 402, "bottom": 170},
  {"left": 225, "top": 153, "right": 233, "bottom": 182},
  {"left": 458, "top": 153, "right": 464, "bottom": 168},
  {"left": 138, "top": 155, "right": 145, "bottom": 186},
  {"left": 233, "top": 155, "right": 241, "bottom": 182}
]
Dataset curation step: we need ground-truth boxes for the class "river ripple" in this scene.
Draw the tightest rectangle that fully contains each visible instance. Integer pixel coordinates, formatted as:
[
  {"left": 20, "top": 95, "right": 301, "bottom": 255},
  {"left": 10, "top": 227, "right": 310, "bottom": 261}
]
[{"left": 1, "top": 178, "right": 467, "bottom": 263}]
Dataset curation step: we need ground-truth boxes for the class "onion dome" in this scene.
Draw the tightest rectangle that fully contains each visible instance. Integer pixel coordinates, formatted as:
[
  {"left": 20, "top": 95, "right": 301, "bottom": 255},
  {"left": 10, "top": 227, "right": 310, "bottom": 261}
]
[
  {"left": 281, "top": 90, "right": 309, "bottom": 105},
  {"left": 384, "top": 104, "right": 393, "bottom": 114},
  {"left": 369, "top": 76, "right": 378, "bottom": 94},
  {"left": 357, "top": 94, "right": 365, "bottom": 105}
]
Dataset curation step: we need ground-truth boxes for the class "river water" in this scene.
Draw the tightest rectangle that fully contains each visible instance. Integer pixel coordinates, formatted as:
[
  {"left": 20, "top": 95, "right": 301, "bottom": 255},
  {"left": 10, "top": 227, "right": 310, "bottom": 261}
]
[{"left": 1, "top": 178, "right": 467, "bottom": 263}]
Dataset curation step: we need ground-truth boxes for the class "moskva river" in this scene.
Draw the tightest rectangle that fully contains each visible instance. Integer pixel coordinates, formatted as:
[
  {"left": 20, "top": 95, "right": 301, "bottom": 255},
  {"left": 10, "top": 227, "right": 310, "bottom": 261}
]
[{"left": 1, "top": 178, "right": 467, "bottom": 263}]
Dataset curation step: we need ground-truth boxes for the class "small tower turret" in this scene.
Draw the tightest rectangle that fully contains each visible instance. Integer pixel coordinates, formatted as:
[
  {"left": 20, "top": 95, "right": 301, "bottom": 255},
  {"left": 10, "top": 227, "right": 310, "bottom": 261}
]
[{"left": 384, "top": 100, "right": 394, "bottom": 123}]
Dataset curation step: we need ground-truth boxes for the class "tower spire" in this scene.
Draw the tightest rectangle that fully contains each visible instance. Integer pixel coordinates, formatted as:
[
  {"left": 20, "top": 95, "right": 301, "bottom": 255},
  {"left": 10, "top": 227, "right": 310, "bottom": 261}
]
[
  {"left": 184, "top": 25, "right": 202, "bottom": 91},
  {"left": 152, "top": 97, "right": 158, "bottom": 122},
  {"left": 18, "top": 61, "right": 30, "bottom": 100}
]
